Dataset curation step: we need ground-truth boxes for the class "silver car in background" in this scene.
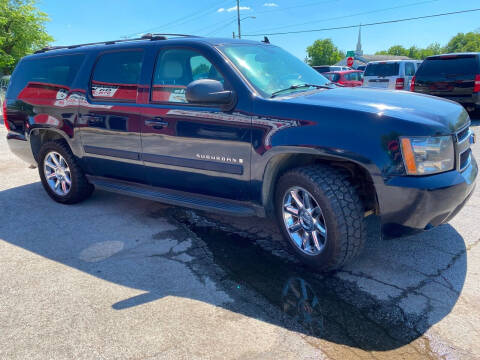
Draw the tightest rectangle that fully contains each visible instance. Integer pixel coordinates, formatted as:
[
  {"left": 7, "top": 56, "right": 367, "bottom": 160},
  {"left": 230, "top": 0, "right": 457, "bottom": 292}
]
[{"left": 362, "top": 60, "right": 421, "bottom": 90}]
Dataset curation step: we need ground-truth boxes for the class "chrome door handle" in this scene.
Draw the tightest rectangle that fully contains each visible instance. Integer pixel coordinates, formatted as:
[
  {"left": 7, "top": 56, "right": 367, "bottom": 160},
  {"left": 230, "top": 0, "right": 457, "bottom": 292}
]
[{"left": 145, "top": 118, "right": 168, "bottom": 129}]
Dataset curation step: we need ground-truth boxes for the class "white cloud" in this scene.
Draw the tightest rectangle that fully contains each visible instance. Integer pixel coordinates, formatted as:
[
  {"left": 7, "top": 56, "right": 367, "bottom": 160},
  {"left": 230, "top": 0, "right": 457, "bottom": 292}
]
[
  {"left": 263, "top": 2, "right": 278, "bottom": 6},
  {"left": 217, "top": 5, "right": 251, "bottom": 13}
]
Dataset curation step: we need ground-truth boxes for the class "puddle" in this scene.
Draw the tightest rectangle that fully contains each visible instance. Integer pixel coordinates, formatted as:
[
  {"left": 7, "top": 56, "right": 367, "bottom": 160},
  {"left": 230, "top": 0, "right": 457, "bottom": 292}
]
[{"left": 173, "top": 210, "right": 438, "bottom": 357}]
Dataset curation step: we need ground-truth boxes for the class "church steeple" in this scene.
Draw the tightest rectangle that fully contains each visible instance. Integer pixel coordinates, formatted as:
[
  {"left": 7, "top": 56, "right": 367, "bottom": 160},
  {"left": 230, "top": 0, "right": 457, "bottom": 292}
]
[{"left": 355, "top": 25, "right": 363, "bottom": 56}]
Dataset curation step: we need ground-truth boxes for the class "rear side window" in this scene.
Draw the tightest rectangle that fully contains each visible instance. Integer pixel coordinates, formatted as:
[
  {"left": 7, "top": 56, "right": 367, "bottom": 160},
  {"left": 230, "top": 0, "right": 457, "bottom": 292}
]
[
  {"left": 416, "top": 56, "right": 479, "bottom": 77},
  {"left": 6, "top": 54, "right": 85, "bottom": 99},
  {"left": 405, "top": 62, "right": 416, "bottom": 76},
  {"left": 151, "top": 48, "right": 224, "bottom": 104},
  {"left": 364, "top": 63, "right": 400, "bottom": 77},
  {"left": 345, "top": 72, "right": 362, "bottom": 81},
  {"left": 91, "top": 50, "right": 143, "bottom": 101}
]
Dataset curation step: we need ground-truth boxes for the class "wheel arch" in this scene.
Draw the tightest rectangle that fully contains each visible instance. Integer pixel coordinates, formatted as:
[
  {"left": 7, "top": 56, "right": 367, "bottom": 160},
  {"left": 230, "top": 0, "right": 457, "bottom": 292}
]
[
  {"left": 29, "top": 128, "right": 73, "bottom": 162},
  {"left": 261, "top": 151, "right": 379, "bottom": 217}
]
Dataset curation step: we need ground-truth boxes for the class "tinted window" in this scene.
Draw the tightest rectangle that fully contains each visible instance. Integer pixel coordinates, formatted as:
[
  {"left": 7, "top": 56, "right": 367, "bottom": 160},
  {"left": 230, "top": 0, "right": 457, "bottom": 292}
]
[
  {"left": 313, "top": 66, "right": 330, "bottom": 73},
  {"left": 91, "top": 51, "right": 143, "bottom": 101},
  {"left": 405, "top": 62, "right": 416, "bottom": 76},
  {"left": 324, "top": 73, "right": 340, "bottom": 82},
  {"left": 345, "top": 72, "right": 362, "bottom": 81},
  {"left": 364, "top": 63, "right": 400, "bottom": 77},
  {"left": 6, "top": 54, "right": 85, "bottom": 99},
  {"left": 152, "top": 49, "right": 224, "bottom": 103},
  {"left": 416, "top": 56, "right": 479, "bottom": 77}
]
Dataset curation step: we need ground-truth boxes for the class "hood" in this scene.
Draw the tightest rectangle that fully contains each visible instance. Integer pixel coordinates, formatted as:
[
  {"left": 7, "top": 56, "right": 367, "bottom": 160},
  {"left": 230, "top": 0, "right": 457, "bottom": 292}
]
[{"left": 278, "top": 87, "right": 470, "bottom": 133}]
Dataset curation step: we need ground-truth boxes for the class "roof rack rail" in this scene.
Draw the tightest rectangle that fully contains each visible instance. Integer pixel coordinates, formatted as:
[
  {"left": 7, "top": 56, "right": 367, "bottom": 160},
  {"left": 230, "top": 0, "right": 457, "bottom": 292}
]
[{"left": 34, "top": 33, "right": 200, "bottom": 54}]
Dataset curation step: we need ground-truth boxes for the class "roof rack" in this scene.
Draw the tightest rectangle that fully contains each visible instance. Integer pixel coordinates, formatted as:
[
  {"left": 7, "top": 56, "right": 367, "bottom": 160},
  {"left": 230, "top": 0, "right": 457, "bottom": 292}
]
[{"left": 34, "top": 33, "right": 200, "bottom": 54}]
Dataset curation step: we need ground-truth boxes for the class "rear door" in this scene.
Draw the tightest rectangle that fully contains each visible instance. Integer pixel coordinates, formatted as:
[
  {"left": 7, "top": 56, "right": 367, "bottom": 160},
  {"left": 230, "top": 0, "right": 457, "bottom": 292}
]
[
  {"left": 414, "top": 55, "right": 480, "bottom": 99},
  {"left": 78, "top": 49, "right": 146, "bottom": 183},
  {"left": 140, "top": 47, "right": 252, "bottom": 200},
  {"left": 363, "top": 62, "right": 400, "bottom": 89}
]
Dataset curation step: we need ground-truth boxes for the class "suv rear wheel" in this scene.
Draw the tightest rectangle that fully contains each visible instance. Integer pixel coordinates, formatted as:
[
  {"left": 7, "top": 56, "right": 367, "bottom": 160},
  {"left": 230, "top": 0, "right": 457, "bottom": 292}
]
[
  {"left": 38, "top": 140, "right": 94, "bottom": 204},
  {"left": 275, "top": 165, "right": 366, "bottom": 271}
]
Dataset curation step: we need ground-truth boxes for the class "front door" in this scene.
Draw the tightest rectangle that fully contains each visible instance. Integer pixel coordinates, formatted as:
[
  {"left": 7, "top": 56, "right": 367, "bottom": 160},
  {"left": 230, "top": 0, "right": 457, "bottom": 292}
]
[
  {"left": 78, "top": 50, "right": 145, "bottom": 183},
  {"left": 141, "top": 48, "right": 251, "bottom": 200}
]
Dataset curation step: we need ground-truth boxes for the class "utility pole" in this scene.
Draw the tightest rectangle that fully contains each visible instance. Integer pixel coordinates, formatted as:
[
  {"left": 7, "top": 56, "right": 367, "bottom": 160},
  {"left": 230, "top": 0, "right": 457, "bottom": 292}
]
[{"left": 236, "top": 0, "right": 241, "bottom": 39}]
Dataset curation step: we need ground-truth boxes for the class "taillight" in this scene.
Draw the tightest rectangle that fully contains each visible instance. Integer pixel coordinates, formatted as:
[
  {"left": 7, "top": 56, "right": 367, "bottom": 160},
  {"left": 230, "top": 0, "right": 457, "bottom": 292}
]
[
  {"left": 2, "top": 99, "right": 8, "bottom": 131},
  {"left": 410, "top": 76, "right": 416, "bottom": 92},
  {"left": 474, "top": 74, "right": 480, "bottom": 93},
  {"left": 395, "top": 77, "right": 405, "bottom": 90}
]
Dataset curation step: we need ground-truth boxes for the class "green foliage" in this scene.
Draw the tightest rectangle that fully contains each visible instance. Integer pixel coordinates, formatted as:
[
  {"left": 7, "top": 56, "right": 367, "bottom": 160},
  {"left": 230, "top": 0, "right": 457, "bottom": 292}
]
[
  {"left": 444, "top": 32, "right": 480, "bottom": 53},
  {"left": 305, "top": 39, "right": 345, "bottom": 66},
  {"left": 375, "top": 32, "right": 480, "bottom": 60},
  {"left": 374, "top": 43, "right": 444, "bottom": 60},
  {"left": 0, "top": 0, "right": 53, "bottom": 74}
]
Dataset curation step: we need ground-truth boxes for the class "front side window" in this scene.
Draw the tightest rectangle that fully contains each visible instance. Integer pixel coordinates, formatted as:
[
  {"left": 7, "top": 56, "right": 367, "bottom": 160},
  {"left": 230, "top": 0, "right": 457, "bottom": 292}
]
[
  {"left": 219, "top": 44, "right": 330, "bottom": 98},
  {"left": 151, "top": 49, "right": 224, "bottom": 103},
  {"left": 91, "top": 51, "right": 143, "bottom": 101}
]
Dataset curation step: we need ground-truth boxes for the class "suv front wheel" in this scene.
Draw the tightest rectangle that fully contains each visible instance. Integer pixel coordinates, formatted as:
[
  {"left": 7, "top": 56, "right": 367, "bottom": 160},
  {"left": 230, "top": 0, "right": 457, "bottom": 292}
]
[{"left": 275, "top": 165, "right": 366, "bottom": 271}]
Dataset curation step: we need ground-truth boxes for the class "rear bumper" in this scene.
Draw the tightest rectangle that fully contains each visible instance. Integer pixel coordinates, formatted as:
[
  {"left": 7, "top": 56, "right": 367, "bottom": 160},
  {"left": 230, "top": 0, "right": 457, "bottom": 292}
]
[
  {"left": 6, "top": 132, "right": 36, "bottom": 165},
  {"left": 377, "top": 155, "right": 477, "bottom": 236}
]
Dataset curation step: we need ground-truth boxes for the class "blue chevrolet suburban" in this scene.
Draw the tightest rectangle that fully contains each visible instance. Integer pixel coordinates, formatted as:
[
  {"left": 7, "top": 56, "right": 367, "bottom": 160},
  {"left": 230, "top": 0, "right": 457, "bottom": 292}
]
[{"left": 3, "top": 34, "right": 477, "bottom": 270}]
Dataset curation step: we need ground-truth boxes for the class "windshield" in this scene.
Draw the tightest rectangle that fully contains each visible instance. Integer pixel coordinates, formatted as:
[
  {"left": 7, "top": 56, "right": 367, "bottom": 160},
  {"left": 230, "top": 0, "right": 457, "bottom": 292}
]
[
  {"left": 219, "top": 44, "right": 330, "bottom": 98},
  {"left": 364, "top": 63, "right": 400, "bottom": 77}
]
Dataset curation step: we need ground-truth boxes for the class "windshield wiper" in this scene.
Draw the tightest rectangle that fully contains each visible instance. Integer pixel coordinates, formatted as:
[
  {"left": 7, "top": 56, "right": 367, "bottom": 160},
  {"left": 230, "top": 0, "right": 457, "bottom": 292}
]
[{"left": 270, "top": 83, "right": 333, "bottom": 98}]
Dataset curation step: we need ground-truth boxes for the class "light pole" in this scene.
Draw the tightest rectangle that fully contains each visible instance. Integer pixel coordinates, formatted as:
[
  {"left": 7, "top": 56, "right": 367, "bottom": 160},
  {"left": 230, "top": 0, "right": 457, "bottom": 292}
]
[{"left": 237, "top": 16, "right": 256, "bottom": 39}]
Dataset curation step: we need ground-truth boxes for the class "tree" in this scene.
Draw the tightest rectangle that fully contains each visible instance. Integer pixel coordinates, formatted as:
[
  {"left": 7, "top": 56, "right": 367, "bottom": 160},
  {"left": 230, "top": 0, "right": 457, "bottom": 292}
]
[
  {"left": 0, "top": 0, "right": 53, "bottom": 74},
  {"left": 375, "top": 42, "right": 442, "bottom": 60},
  {"left": 444, "top": 32, "right": 480, "bottom": 53},
  {"left": 305, "top": 39, "right": 344, "bottom": 66}
]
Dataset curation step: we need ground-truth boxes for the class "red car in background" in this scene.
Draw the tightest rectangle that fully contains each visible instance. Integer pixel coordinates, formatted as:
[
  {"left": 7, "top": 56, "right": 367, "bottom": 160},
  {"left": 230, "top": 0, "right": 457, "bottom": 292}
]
[{"left": 323, "top": 70, "right": 364, "bottom": 87}]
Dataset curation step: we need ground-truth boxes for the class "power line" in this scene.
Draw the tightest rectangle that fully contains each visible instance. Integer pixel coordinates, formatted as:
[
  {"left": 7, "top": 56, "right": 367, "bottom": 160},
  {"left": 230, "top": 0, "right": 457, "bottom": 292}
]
[
  {"left": 248, "top": 0, "right": 439, "bottom": 34},
  {"left": 243, "top": 8, "right": 480, "bottom": 37},
  {"left": 121, "top": 0, "right": 230, "bottom": 38},
  {"left": 202, "top": 17, "right": 237, "bottom": 36}
]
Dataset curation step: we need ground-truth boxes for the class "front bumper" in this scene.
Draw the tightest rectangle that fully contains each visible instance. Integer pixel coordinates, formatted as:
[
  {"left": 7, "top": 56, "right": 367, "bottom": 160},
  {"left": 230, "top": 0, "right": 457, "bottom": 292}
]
[{"left": 377, "top": 154, "right": 477, "bottom": 236}]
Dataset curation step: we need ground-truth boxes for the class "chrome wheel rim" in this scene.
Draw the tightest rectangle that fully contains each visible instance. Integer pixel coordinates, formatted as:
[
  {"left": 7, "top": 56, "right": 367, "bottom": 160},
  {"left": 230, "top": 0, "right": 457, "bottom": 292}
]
[
  {"left": 44, "top": 151, "right": 72, "bottom": 196},
  {"left": 282, "top": 186, "right": 327, "bottom": 256}
]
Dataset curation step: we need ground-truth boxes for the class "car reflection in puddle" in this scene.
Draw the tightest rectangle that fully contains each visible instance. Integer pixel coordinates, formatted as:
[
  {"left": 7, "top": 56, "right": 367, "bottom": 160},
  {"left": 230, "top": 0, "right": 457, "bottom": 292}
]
[{"left": 173, "top": 209, "right": 433, "bottom": 353}]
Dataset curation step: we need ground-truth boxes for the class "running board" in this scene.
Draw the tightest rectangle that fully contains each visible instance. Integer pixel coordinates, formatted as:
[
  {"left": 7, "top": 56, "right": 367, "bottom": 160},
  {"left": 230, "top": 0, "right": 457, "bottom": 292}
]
[{"left": 87, "top": 176, "right": 261, "bottom": 217}]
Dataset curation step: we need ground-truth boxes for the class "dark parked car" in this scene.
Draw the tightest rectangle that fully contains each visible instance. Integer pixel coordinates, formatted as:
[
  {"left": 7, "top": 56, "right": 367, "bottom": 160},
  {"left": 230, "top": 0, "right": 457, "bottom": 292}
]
[
  {"left": 4, "top": 35, "right": 477, "bottom": 271},
  {"left": 323, "top": 70, "right": 363, "bottom": 87},
  {"left": 411, "top": 53, "right": 480, "bottom": 113},
  {"left": 312, "top": 65, "right": 349, "bottom": 73}
]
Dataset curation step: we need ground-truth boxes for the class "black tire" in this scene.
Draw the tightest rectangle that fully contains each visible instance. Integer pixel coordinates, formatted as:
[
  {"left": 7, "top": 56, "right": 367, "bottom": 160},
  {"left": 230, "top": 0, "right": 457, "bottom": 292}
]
[
  {"left": 38, "top": 140, "right": 94, "bottom": 204},
  {"left": 275, "top": 165, "right": 366, "bottom": 272}
]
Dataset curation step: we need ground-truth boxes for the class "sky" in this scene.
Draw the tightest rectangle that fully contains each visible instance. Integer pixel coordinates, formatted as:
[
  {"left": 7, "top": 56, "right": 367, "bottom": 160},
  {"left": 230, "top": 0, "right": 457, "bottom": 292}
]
[{"left": 37, "top": 0, "right": 480, "bottom": 59}]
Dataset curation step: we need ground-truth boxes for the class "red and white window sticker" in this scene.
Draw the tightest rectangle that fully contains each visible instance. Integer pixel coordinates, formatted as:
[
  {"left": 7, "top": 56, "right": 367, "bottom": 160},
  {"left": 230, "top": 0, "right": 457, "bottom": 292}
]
[{"left": 92, "top": 85, "right": 119, "bottom": 98}]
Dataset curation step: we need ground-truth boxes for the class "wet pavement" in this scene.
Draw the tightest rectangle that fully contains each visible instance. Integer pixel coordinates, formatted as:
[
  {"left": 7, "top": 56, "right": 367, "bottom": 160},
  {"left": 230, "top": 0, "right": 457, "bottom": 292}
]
[{"left": 0, "top": 117, "right": 479, "bottom": 359}]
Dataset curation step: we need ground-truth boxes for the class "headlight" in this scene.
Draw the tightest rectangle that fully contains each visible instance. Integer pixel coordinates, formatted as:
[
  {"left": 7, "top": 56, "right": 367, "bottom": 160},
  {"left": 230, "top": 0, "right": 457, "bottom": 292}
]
[{"left": 400, "top": 136, "right": 454, "bottom": 175}]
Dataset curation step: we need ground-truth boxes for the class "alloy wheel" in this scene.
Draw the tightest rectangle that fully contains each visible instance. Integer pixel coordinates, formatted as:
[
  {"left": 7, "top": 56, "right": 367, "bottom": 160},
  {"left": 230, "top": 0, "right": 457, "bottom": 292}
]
[
  {"left": 43, "top": 151, "right": 72, "bottom": 196},
  {"left": 282, "top": 186, "right": 327, "bottom": 255}
]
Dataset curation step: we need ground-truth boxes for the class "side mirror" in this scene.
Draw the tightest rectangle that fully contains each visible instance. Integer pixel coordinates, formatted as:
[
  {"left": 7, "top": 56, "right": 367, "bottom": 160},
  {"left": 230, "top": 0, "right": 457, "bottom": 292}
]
[{"left": 186, "top": 79, "right": 236, "bottom": 110}]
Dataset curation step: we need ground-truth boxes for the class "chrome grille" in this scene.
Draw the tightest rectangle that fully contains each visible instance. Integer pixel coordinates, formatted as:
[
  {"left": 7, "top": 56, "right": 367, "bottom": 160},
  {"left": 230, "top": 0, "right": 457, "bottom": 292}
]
[{"left": 455, "top": 124, "right": 472, "bottom": 172}]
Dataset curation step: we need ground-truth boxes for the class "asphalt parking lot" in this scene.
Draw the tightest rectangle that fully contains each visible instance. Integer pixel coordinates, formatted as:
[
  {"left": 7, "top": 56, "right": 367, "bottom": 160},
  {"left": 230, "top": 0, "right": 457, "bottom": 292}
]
[{"left": 0, "top": 115, "right": 479, "bottom": 359}]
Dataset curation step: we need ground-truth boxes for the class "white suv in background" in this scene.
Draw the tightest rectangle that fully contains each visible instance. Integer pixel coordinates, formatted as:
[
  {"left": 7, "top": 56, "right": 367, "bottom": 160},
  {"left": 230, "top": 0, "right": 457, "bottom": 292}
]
[{"left": 362, "top": 60, "right": 422, "bottom": 90}]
